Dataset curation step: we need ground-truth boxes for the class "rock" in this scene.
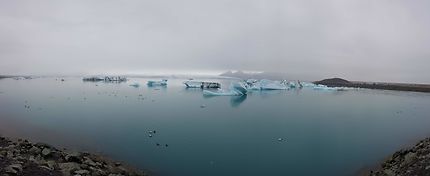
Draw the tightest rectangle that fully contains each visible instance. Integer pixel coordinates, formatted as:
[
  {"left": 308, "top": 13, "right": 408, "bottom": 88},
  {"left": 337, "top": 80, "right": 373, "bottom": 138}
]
[
  {"left": 42, "top": 148, "right": 52, "bottom": 157},
  {"left": 59, "top": 162, "right": 81, "bottom": 176},
  {"left": 65, "top": 151, "right": 82, "bottom": 163},
  {"left": 382, "top": 169, "right": 395, "bottom": 176},
  {"left": 35, "top": 142, "right": 52, "bottom": 149},
  {"left": 39, "top": 165, "right": 53, "bottom": 171},
  {"left": 29, "top": 146, "right": 42, "bottom": 154},
  {"left": 108, "top": 174, "right": 123, "bottom": 176},
  {"left": 46, "top": 160, "right": 57, "bottom": 170},
  {"left": 74, "top": 169, "right": 90, "bottom": 175},
  {"left": 6, "top": 151, "right": 14, "bottom": 158},
  {"left": 403, "top": 152, "right": 417, "bottom": 165},
  {"left": 83, "top": 158, "right": 97, "bottom": 167},
  {"left": 5, "top": 163, "right": 23, "bottom": 174}
]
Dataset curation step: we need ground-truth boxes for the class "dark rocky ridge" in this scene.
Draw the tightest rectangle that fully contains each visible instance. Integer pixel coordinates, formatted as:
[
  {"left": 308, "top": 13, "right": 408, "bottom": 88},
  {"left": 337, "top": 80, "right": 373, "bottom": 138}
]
[
  {"left": 369, "top": 138, "right": 430, "bottom": 176},
  {"left": 314, "top": 78, "right": 430, "bottom": 93},
  {"left": 0, "top": 136, "right": 147, "bottom": 176}
]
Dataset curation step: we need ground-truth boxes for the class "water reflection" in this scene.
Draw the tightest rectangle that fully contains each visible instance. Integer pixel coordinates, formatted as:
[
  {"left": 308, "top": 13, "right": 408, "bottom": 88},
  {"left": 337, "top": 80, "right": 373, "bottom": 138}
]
[{"left": 230, "top": 94, "right": 247, "bottom": 107}]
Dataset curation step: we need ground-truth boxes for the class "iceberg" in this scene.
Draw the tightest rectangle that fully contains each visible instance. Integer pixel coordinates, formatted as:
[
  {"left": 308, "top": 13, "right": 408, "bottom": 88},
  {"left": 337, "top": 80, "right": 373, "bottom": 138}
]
[
  {"left": 83, "top": 76, "right": 127, "bottom": 82},
  {"left": 313, "top": 84, "right": 338, "bottom": 91},
  {"left": 147, "top": 79, "right": 167, "bottom": 86},
  {"left": 129, "top": 83, "right": 140, "bottom": 88},
  {"left": 183, "top": 81, "right": 221, "bottom": 89},
  {"left": 203, "top": 82, "right": 247, "bottom": 96},
  {"left": 255, "top": 79, "right": 288, "bottom": 90},
  {"left": 301, "top": 82, "right": 316, "bottom": 87}
]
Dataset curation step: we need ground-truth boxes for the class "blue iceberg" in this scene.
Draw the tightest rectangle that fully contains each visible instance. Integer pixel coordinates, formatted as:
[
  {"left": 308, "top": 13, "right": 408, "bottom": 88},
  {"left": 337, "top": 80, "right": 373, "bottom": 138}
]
[
  {"left": 147, "top": 79, "right": 167, "bottom": 86},
  {"left": 203, "top": 82, "right": 247, "bottom": 96}
]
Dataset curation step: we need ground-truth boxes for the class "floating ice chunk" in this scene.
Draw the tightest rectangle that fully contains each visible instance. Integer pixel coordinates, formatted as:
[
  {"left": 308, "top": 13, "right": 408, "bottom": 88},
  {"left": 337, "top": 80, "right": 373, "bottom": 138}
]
[
  {"left": 203, "top": 89, "right": 241, "bottom": 96},
  {"left": 184, "top": 81, "right": 220, "bottom": 88},
  {"left": 147, "top": 79, "right": 167, "bottom": 86},
  {"left": 83, "top": 76, "right": 127, "bottom": 82},
  {"left": 129, "top": 83, "right": 140, "bottom": 88},
  {"left": 203, "top": 82, "right": 247, "bottom": 96},
  {"left": 301, "top": 82, "right": 316, "bottom": 87},
  {"left": 313, "top": 84, "right": 338, "bottom": 91},
  {"left": 257, "top": 79, "right": 288, "bottom": 90},
  {"left": 183, "top": 81, "right": 202, "bottom": 88}
]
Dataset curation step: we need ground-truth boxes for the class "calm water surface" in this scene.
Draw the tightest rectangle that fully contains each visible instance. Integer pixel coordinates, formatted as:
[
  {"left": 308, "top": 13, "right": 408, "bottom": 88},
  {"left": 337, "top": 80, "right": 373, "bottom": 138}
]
[{"left": 1, "top": 77, "right": 430, "bottom": 176}]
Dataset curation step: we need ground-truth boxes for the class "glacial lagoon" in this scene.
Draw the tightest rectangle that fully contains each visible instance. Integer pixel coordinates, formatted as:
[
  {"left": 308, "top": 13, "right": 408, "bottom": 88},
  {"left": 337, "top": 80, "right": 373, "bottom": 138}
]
[{"left": 1, "top": 77, "right": 430, "bottom": 176}]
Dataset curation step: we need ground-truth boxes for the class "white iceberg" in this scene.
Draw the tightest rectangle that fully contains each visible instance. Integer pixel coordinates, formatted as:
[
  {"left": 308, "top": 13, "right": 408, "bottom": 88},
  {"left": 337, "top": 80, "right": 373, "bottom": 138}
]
[
  {"left": 313, "top": 84, "right": 338, "bottom": 91},
  {"left": 147, "top": 79, "right": 167, "bottom": 86},
  {"left": 301, "top": 82, "right": 316, "bottom": 87},
  {"left": 203, "top": 82, "right": 247, "bottom": 96}
]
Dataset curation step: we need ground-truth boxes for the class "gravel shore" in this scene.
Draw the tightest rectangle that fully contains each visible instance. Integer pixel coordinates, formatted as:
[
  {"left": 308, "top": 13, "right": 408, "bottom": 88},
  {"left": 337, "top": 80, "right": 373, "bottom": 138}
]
[
  {"left": 0, "top": 136, "right": 147, "bottom": 176},
  {"left": 370, "top": 138, "right": 430, "bottom": 176}
]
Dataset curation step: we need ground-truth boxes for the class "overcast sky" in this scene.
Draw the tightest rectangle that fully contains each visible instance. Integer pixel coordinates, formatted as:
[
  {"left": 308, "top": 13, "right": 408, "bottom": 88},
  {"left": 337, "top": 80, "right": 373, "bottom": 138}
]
[{"left": 1, "top": 0, "right": 429, "bottom": 82}]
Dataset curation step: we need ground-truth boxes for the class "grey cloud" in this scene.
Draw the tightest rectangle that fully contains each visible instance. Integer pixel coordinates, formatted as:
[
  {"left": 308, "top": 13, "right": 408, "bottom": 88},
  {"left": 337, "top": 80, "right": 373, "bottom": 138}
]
[{"left": 1, "top": 0, "right": 429, "bottom": 83}]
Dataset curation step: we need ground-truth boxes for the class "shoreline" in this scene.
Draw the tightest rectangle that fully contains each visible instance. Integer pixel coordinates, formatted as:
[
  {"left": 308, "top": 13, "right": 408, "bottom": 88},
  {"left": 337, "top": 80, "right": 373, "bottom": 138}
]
[
  {"left": 0, "top": 135, "right": 148, "bottom": 176},
  {"left": 368, "top": 138, "right": 430, "bottom": 175},
  {"left": 314, "top": 78, "right": 430, "bottom": 93}
]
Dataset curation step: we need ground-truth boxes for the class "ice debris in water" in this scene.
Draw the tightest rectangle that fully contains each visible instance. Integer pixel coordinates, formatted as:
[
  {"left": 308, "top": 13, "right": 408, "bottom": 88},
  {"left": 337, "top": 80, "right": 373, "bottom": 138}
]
[
  {"left": 203, "top": 82, "right": 247, "bottom": 96},
  {"left": 147, "top": 79, "right": 167, "bottom": 86},
  {"left": 129, "top": 82, "right": 140, "bottom": 88}
]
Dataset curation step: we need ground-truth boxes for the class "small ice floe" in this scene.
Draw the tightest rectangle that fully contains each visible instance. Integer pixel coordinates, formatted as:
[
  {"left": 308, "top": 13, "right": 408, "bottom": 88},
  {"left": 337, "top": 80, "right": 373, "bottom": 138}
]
[
  {"left": 277, "top": 138, "right": 284, "bottom": 142},
  {"left": 129, "top": 83, "right": 140, "bottom": 88},
  {"left": 203, "top": 82, "right": 247, "bottom": 96},
  {"left": 148, "top": 130, "right": 156, "bottom": 134},
  {"left": 147, "top": 79, "right": 167, "bottom": 87},
  {"left": 148, "top": 134, "right": 153, "bottom": 137},
  {"left": 200, "top": 104, "right": 206, "bottom": 108}
]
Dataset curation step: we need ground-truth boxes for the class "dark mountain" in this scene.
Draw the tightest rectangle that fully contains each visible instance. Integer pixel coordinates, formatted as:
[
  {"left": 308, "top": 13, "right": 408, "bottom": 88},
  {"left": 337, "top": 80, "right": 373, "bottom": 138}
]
[{"left": 314, "top": 78, "right": 351, "bottom": 86}]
